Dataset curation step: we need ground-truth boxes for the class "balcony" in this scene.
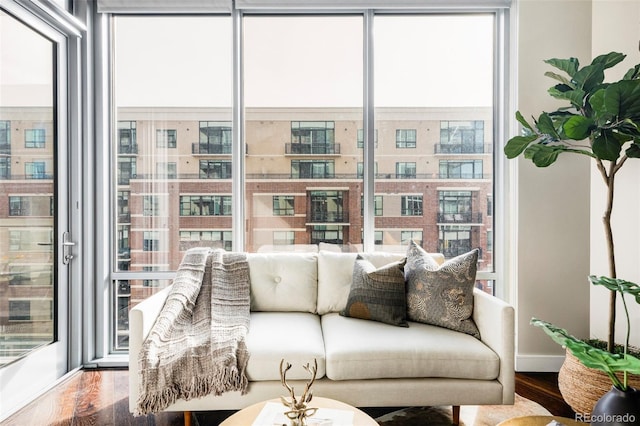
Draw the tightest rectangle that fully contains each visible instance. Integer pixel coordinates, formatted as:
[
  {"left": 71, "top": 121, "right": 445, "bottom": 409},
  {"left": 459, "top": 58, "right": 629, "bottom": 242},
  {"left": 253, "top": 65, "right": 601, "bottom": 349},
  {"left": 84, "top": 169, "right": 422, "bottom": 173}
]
[
  {"left": 434, "top": 143, "right": 492, "bottom": 154},
  {"left": 307, "top": 211, "right": 349, "bottom": 223},
  {"left": 285, "top": 143, "right": 340, "bottom": 155},
  {"left": 437, "top": 212, "right": 483, "bottom": 224},
  {"left": 118, "top": 144, "right": 138, "bottom": 155},
  {"left": 192, "top": 143, "right": 232, "bottom": 155}
]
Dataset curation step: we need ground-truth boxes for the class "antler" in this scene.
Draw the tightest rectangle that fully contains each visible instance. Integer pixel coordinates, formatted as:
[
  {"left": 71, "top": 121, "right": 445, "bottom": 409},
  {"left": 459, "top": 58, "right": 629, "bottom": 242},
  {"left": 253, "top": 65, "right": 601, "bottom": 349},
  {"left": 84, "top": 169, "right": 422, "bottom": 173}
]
[
  {"left": 279, "top": 358, "right": 319, "bottom": 424},
  {"left": 279, "top": 359, "right": 298, "bottom": 407},
  {"left": 300, "top": 359, "right": 318, "bottom": 405}
]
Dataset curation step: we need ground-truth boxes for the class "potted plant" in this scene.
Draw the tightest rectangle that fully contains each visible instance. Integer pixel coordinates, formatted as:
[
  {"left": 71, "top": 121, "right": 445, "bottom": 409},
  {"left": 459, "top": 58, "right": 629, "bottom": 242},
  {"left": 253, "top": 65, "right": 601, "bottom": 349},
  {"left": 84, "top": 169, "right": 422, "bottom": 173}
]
[{"left": 504, "top": 51, "right": 640, "bottom": 413}]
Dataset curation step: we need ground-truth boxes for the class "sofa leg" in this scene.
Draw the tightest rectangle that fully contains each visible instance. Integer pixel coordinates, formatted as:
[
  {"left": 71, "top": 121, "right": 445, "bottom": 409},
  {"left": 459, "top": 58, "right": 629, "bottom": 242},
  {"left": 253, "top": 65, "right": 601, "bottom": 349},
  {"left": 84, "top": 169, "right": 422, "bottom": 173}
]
[
  {"left": 184, "top": 411, "right": 192, "bottom": 426},
  {"left": 452, "top": 405, "right": 460, "bottom": 425}
]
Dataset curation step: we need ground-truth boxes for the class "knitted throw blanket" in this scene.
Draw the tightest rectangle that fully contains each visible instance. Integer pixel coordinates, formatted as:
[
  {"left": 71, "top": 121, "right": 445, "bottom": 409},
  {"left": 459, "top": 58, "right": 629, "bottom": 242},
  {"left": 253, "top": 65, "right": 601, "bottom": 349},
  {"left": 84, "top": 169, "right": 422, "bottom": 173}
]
[{"left": 135, "top": 248, "right": 251, "bottom": 416}]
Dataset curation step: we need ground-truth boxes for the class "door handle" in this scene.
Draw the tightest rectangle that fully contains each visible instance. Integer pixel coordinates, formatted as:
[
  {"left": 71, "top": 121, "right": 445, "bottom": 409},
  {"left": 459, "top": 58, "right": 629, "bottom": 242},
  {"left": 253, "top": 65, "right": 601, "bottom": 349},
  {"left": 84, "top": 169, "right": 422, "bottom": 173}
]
[{"left": 62, "top": 231, "right": 75, "bottom": 265}]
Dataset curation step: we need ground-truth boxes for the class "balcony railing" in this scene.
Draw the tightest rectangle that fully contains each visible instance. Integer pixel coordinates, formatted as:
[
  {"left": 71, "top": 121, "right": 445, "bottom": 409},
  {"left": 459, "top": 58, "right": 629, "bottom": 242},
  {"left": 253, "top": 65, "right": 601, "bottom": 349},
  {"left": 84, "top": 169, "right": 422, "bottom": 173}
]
[
  {"left": 437, "top": 212, "right": 483, "bottom": 223},
  {"left": 285, "top": 143, "right": 340, "bottom": 155},
  {"left": 118, "top": 144, "right": 138, "bottom": 155},
  {"left": 307, "top": 211, "right": 349, "bottom": 223},
  {"left": 192, "top": 143, "right": 232, "bottom": 155},
  {"left": 434, "top": 143, "right": 492, "bottom": 154}
]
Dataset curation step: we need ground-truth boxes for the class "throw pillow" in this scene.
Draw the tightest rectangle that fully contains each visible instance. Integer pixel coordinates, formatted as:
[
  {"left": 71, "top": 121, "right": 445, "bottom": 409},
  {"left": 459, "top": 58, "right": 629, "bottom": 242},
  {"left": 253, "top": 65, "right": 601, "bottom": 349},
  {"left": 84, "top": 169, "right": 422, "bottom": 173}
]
[
  {"left": 405, "top": 241, "right": 481, "bottom": 338},
  {"left": 340, "top": 255, "right": 408, "bottom": 327}
]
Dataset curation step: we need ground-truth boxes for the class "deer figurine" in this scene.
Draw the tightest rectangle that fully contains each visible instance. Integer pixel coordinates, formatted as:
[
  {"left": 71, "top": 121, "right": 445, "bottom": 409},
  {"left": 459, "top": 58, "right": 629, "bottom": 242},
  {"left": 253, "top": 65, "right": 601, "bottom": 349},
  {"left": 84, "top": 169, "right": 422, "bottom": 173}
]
[{"left": 279, "top": 358, "right": 319, "bottom": 426}]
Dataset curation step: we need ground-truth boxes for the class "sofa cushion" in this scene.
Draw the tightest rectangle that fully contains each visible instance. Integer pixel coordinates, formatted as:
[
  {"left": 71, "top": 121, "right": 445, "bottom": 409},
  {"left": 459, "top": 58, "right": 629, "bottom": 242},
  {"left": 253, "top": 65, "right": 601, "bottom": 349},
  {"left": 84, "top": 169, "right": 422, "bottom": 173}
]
[
  {"left": 405, "top": 242, "right": 481, "bottom": 339},
  {"left": 245, "top": 312, "right": 326, "bottom": 381},
  {"left": 317, "top": 250, "right": 432, "bottom": 315},
  {"left": 322, "top": 312, "right": 498, "bottom": 381},
  {"left": 340, "top": 256, "right": 408, "bottom": 327},
  {"left": 247, "top": 252, "right": 318, "bottom": 313}
]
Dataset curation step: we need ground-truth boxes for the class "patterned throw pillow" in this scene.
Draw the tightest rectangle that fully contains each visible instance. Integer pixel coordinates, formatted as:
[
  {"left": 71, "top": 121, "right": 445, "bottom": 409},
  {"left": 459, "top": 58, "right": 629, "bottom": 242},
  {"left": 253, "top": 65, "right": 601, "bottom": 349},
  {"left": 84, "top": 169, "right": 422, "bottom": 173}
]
[
  {"left": 340, "top": 255, "right": 408, "bottom": 327},
  {"left": 404, "top": 241, "right": 481, "bottom": 338}
]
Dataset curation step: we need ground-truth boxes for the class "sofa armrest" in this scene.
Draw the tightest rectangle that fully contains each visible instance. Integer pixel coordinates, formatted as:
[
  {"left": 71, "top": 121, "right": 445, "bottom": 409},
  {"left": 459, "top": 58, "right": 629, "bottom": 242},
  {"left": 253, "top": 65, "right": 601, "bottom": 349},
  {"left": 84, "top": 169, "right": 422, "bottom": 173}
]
[
  {"left": 128, "top": 285, "right": 172, "bottom": 413},
  {"left": 473, "top": 288, "right": 515, "bottom": 404}
]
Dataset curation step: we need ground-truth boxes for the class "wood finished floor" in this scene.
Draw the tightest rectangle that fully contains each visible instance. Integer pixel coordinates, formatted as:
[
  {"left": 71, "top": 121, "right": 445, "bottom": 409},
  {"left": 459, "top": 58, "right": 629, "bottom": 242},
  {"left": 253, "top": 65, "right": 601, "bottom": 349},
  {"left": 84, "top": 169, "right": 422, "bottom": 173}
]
[{"left": 1, "top": 369, "right": 575, "bottom": 426}]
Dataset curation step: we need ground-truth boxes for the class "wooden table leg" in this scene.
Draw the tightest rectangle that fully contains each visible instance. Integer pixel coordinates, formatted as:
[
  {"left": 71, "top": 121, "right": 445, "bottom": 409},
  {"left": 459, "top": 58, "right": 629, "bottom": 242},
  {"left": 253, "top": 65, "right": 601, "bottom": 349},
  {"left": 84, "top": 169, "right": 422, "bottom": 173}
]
[{"left": 184, "top": 410, "right": 192, "bottom": 426}]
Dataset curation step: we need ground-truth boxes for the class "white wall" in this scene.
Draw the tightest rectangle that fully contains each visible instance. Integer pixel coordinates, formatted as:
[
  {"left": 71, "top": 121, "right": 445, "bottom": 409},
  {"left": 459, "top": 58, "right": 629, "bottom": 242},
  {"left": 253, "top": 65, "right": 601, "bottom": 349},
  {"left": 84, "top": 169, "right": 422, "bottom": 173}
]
[
  {"left": 514, "top": 0, "right": 592, "bottom": 371},
  {"left": 589, "top": 1, "right": 640, "bottom": 348}
]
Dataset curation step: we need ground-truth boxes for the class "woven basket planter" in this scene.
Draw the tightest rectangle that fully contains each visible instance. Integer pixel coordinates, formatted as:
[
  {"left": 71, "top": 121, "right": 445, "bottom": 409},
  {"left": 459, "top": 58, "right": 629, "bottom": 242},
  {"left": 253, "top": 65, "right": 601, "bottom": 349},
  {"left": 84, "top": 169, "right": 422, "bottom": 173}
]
[{"left": 558, "top": 349, "right": 640, "bottom": 415}]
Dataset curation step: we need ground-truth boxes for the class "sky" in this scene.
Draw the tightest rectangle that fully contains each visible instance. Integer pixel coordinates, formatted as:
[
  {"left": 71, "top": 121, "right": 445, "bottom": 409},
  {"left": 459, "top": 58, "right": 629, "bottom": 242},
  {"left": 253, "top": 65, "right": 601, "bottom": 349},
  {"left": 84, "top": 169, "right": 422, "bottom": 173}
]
[{"left": 114, "top": 14, "right": 494, "bottom": 108}]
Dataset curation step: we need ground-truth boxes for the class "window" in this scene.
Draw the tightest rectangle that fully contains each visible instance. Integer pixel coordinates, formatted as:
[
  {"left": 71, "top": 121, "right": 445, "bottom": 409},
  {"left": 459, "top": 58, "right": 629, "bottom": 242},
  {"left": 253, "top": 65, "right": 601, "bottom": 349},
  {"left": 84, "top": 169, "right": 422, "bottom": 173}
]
[
  {"left": 25, "top": 129, "right": 45, "bottom": 148},
  {"left": 401, "top": 230, "right": 423, "bottom": 246},
  {"left": 291, "top": 160, "right": 334, "bottom": 179},
  {"left": 179, "top": 230, "right": 232, "bottom": 251},
  {"left": 156, "top": 162, "right": 176, "bottom": 179},
  {"left": 357, "top": 129, "right": 377, "bottom": 148},
  {"left": 438, "top": 191, "right": 480, "bottom": 223},
  {"left": 8, "top": 299, "right": 52, "bottom": 321},
  {"left": 487, "top": 194, "right": 493, "bottom": 217},
  {"left": 143, "top": 231, "right": 161, "bottom": 251},
  {"left": 118, "top": 121, "right": 137, "bottom": 154},
  {"left": 401, "top": 195, "right": 423, "bottom": 216},
  {"left": 180, "top": 195, "right": 231, "bottom": 216},
  {"left": 156, "top": 129, "right": 177, "bottom": 148},
  {"left": 118, "top": 158, "right": 137, "bottom": 184},
  {"left": 9, "top": 229, "right": 52, "bottom": 251},
  {"left": 0, "top": 120, "right": 10, "bottom": 148},
  {"left": 273, "top": 231, "right": 294, "bottom": 245},
  {"left": 439, "top": 160, "right": 483, "bottom": 179},
  {"left": 273, "top": 196, "right": 294, "bottom": 216},
  {"left": 395, "top": 162, "right": 416, "bottom": 178},
  {"left": 310, "top": 191, "right": 344, "bottom": 223},
  {"left": 311, "top": 225, "right": 343, "bottom": 245},
  {"left": 197, "top": 121, "right": 232, "bottom": 154},
  {"left": 357, "top": 162, "right": 377, "bottom": 179},
  {"left": 199, "top": 160, "right": 231, "bottom": 179},
  {"left": 9, "top": 196, "right": 53, "bottom": 216},
  {"left": 396, "top": 129, "right": 416, "bottom": 148},
  {"left": 0, "top": 158, "right": 10, "bottom": 179},
  {"left": 143, "top": 195, "right": 160, "bottom": 216},
  {"left": 438, "top": 120, "right": 484, "bottom": 153},
  {"left": 25, "top": 162, "right": 46, "bottom": 179},
  {"left": 361, "top": 194, "right": 383, "bottom": 216},
  {"left": 439, "top": 225, "right": 473, "bottom": 258}
]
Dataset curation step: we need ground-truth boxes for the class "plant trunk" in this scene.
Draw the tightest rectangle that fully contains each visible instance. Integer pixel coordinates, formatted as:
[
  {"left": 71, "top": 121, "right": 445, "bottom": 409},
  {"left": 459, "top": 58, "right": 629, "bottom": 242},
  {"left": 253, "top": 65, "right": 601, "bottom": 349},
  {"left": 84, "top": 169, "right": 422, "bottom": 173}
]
[{"left": 603, "top": 165, "right": 617, "bottom": 353}]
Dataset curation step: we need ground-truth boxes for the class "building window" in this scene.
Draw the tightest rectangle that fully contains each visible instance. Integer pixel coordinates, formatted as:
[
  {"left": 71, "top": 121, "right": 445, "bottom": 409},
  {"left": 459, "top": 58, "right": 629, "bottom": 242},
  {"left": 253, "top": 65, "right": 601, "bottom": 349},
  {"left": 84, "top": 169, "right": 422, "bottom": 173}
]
[
  {"left": 180, "top": 195, "right": 231, "bottom": 216},
  {"left": 310, "top": 191, "right": 344, "bottom": 223},
  {"left": 0, "top": 120, "right": 10, "bottom": 146},
  {"left": 9, "top": 229, "right": 52, "bottom": 251},
  {"left": 156, "top": 162, "right": 177, "bottom": 179},
  {"left": 401, "top": 231, "right": 423, "bottom": 246},
  {"left": 438, "top": 120, "right": 484, "bottom": 153},
  {"left": 311, "top": 225, "right": 343, "bottom": 245},
  {"left": 273, "top": 196, "right": 294, "bottom": 216},
  {"left": 156, "top": 129, "right": 177, "bottom": 148},
  {"left": 0, "top": 158, "right": 10, "bottom": 179},
  {"left": 439, "top": 225, "right": 472, "bottom": 258},
  {"left": 396, "top": 129, "right": 416, "bottom": 148},
  {"left": 25, "top": 129, "right": 45, "bottom": 148},
  {"left": 8, "top": 299, "right": 53, "bottom": 321},
  {"left": 357, "top": 129, "right": 378, "bottom": 148},
  {"left": 361, "top": 194, "right": 383, "bottom": 216},
  {"left": 439, "top": 160, "right": 483, "bottom": 179},
  {"left": 273, "top": 231, "right": 294, "bottom": 245},
  {"left": 291, "top": 121, "right": 334, "bottom": 144},
  {"left": 197, "top": 121, "right": 232, "bottom": 154},
  {"left": 291, "top": 160, "right": 334, "bottom": 179},
  {"left": 143, "top": 231, "right": 161, "bottom": 251},
  {"left": 438, "top": 191, "right": 479, "bottom": 223},
  {"left": 9, "top": 196, "right": 53, "bottom": 216},
  {"left": 143, "top": 195, "right": 160, "bottom": 216},
  {"left": 199, "top": 160, "right": 231, "bottom": 179},
  {"left": 357, "top": 162, "right": 377, "bottom": 179},
  {"left": 118, "top": 158, "right": 137, "bottom": 184},
  {"left": 25, "top": 161, "right": 46, "bottom": 179},
  {"left": 179, "top": 230, "right": 232, "bottom": 251},
  {"left": 118, "top": 121, "right": 137, "bottom": 154},
  {"left": 487, "top": 194, "right": 493, "bottom": 217},
  {"left": 395, "top": 162, "right": 416, "bottom": 179},
  {"left": 401, "top": 195, "right": 423, "bottom": 216}
]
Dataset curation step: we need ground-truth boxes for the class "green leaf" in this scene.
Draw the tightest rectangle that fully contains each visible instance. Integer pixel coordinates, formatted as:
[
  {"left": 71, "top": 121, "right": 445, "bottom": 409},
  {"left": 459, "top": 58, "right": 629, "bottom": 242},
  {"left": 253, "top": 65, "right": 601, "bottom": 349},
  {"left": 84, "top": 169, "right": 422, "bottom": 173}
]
[
  {"left": 609, "top": 80, "right": 640, "bottom": 121},
  {"left": 589, "top": 276, "right": 640, "bottom": 304},
  {"left": 563, "top": 116, "right": 594, "bottom": 140},
  {"left": 589, "top": 88, "right": 616, "bottom": 125},
  {"left": 592, "top": 130, "right": 622, "bottom": 161},
  {"left": 544, "top": 71, "right": 573, "bottom": 87},
  {"left": 573, "top": 64, "right": 606, "bottom": 92},
  {"left": 515, "top": 111, "right": 534, "bottom": 133},
  {"left": 626, "top": 142, "right": 640, "bottom": 158},
  {"left": 548, "top": 86, "right": 585, "bottom": 109},
  {"left": 524, "top": 144, "right": 564, "bottom": 167},
  {"left": 504, "top": 134, "right": 538, "bottom": 158},
  {"left": 590, "top": 52, "right": 626, "bottom": 71},
  {"left": 536, "top": 113, "right": 560, "bottom": 140},
  {"left": 544, "top": 57, "right": 579, "bottom": 77},
  {"left": 624, "top": 64, "right": 640, "bottom": 80}
]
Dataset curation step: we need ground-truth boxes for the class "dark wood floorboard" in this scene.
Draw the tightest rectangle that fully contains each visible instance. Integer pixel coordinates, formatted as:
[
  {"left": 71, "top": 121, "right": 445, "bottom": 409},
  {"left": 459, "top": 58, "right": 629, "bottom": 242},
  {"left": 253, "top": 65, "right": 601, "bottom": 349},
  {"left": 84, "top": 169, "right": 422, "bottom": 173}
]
[{"left": 2, "top": 369, "right": 574, "bottom": 425}]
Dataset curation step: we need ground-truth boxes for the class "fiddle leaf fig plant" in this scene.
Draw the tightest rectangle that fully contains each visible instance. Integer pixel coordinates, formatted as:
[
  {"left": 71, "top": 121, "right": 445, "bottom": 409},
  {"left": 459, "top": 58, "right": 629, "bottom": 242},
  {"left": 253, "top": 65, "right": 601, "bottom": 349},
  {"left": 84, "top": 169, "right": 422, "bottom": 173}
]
[{"left": 505, "top": 52, "right": 640, "bottom": 354}]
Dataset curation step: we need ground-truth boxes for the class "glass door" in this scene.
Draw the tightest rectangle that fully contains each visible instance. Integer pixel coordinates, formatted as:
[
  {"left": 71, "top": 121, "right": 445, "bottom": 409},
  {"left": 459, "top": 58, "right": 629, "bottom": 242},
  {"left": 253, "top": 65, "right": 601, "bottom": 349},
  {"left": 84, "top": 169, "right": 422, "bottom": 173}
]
[{"left": 0, "top": 4, "right": 75, "bottom": 419}]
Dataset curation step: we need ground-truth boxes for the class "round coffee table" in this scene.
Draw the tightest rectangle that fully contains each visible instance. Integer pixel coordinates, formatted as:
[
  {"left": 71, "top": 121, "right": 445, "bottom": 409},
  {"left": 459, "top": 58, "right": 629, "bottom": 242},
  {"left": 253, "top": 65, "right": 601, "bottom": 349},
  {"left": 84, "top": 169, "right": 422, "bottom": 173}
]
[
  {"left": 220, "top": 396, "right": 378, "bottom": 426},
  {"left": 497, "top": 415, "right": 584, "bottom": 425}
]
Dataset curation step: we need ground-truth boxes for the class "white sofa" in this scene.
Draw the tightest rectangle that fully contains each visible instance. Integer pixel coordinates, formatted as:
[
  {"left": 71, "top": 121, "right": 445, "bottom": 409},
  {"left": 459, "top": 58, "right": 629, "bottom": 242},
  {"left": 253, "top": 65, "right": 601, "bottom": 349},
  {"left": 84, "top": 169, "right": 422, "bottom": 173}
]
[{"left": 129, "top": 250, "right": 515, "bottom": 424}]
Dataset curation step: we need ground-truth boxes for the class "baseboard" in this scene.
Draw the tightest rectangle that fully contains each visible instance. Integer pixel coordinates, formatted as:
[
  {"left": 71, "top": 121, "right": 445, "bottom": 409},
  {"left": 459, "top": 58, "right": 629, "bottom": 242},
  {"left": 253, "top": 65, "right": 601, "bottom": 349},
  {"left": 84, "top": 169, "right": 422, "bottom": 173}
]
[{"left": 516, "top": 354, "right": 566, "bottom": 372}]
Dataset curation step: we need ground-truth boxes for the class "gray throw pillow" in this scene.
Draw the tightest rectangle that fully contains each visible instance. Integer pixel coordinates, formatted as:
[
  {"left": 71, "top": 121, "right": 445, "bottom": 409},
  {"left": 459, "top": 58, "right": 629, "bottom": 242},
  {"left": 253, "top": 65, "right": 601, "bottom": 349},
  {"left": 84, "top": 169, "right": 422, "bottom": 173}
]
[
  {"left": 340, "top": 255, "right": 408, "bottom": 327},
  {"left": 405, "top": 241, "right": 481, "bottom": 338}
]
